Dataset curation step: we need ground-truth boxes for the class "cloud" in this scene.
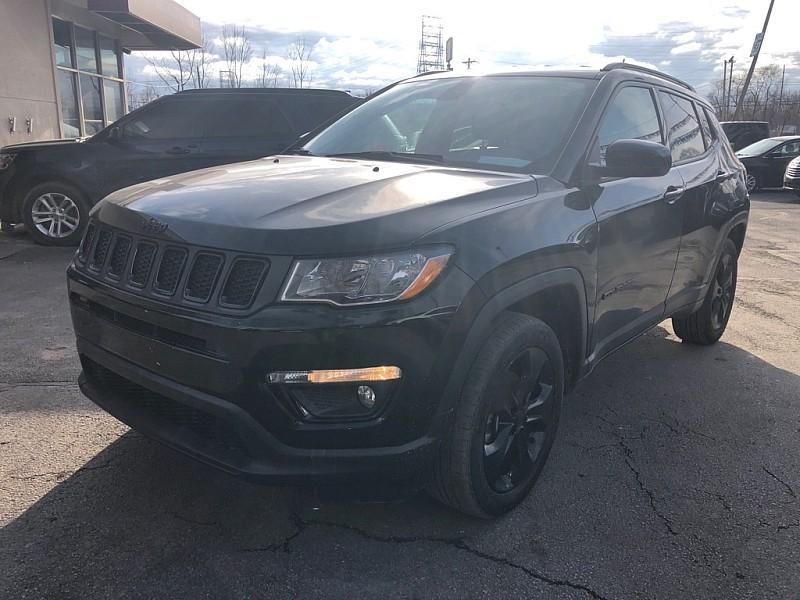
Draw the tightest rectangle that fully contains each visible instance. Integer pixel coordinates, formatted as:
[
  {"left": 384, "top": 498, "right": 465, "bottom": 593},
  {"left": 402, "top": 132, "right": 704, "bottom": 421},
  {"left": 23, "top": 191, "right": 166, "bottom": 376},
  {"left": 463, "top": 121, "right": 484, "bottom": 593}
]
[{"left": 124, "top": 0, "right": 800, "bottom": 97}]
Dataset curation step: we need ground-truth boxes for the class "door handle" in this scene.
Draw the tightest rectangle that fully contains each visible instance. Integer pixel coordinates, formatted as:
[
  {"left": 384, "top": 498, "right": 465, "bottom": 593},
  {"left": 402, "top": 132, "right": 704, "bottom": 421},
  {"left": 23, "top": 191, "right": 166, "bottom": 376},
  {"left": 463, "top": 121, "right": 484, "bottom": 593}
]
[
  {"left": 663, "top": 185, "right": 684, "bottom": 204},
  {"left": 714, "top": 170, "right": 728, "bottom": 183},
  {"left": 165, "top": 146, "right": 190, "bottom": 155}
]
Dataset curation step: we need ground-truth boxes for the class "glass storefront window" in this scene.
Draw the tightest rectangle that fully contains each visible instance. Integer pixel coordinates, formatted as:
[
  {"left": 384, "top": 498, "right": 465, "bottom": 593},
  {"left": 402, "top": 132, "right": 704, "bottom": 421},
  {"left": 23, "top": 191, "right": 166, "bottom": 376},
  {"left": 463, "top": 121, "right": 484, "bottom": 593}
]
[
  {"left": 57, "top": 71, "right": 81, "bottom": 138},
  {"left": 99, "top": 36, "right": 121, "bottom": 78},
  {"left": 75, "top": 26, "right": 98, "bottom": 74},
  {"left": 53, "top": 19, "right": 126, "bottom": 137},
  {"left": 53, "top": 18, "right": 74, "bottom": 68},
  {"left": 103, "top": 80, "right": 124, "bottom": 124},
  {"left": 80, "top": 74, "right": 104, "bottom": 134}
]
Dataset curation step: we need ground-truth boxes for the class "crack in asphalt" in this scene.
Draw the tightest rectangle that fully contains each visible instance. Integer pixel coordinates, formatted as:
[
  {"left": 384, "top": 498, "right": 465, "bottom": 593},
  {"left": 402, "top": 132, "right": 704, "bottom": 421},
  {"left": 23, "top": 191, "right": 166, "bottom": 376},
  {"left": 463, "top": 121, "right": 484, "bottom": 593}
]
[
  {"left": 0, "top": 381, "right": 79, "bottom": 392},
  {"left": 762, "top": 466, "right": 797, "bottom": 499},
  {"left": 242, "top": 514, "right": 612, "bottom": 599},
  {"left": 590, "top": 414, "right": 678, "bottom": 536},
  {"left": 10, "top": 458, "right": 115, "bottom": 482}
]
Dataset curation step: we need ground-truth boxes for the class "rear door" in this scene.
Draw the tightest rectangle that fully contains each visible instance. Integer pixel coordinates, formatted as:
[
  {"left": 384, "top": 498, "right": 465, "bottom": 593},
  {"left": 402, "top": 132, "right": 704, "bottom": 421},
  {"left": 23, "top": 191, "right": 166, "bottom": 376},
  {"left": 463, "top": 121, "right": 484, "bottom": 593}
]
[
  {"left": 659, "top": 93, "right": 727, "bottom": 313},
  {"left": 589, "top": 85, "right": 685, "bottom": 360},
  {"left": 199, "top": 95, "right": 297, "bottom": 165}
]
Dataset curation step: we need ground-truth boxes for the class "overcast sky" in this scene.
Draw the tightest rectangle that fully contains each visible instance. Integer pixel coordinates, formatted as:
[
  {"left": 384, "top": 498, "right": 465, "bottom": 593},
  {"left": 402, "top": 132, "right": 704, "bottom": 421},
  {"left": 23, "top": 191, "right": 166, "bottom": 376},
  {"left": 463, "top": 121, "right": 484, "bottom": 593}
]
[{"left": 127, "top": 0, "right": 800, "bottom": 96}]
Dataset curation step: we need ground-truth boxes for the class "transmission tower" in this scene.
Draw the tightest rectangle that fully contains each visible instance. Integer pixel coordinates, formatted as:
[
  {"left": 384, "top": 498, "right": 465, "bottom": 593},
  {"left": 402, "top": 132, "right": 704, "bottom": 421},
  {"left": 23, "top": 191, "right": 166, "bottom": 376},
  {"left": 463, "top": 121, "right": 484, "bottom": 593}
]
[{"left": 416, "top": 15, "right": 444, "bottom": 74}]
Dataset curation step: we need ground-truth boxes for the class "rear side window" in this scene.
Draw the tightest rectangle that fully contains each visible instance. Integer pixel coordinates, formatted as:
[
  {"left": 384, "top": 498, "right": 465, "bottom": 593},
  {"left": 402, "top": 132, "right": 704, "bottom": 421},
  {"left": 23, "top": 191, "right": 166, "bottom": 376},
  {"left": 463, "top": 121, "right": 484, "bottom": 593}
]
[
  {"left": 279, "top": 96, "right": 356, "bottom": 134},
  {"left": 696, "top": 106, "right": 716, "bottom": 147},
  {"left": 659, "top": 92, "right": 706, "bottom": 162},
  {"left": 202, "top": 97, "right": 294, "bottom": 139},
  {"left": 594, "top": 86, "right": 662, "bottom": 165},
  {"left": 123, "top": 100, "right": 208, "bottom": 140},
  {"left": 776, "top": 141, "right": 800, "bottom": 156}
]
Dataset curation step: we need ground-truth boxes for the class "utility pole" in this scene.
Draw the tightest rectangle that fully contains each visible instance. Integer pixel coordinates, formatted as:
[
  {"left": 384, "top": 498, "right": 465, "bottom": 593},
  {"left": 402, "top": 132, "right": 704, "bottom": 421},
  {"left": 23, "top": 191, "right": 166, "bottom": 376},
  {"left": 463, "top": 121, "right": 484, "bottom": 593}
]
[
  {"left": 727, "top": 56, "right": 735, "bottom": 119},
  {"left": 778, "top": 63, "right": 787, "bottom": 133},
  {"left": 722, "top": 59, "right": 728, "bottom": 119},
  {"left": 416, "top": 15, "right": 445, "bottom": 74},
  {"left": 462, "top": 57, "right": 478, "bottom": 70},
  {"left": 733, "top": 0, "right": 775, "bottom": 120}
]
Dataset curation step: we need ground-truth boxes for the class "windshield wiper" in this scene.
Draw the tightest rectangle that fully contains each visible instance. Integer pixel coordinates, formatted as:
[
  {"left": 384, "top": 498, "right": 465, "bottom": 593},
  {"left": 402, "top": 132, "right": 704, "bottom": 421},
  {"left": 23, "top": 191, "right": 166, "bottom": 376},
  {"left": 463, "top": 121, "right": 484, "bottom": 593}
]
[{"left": 324, "top": 151, "right": 444, "bottom": 165}]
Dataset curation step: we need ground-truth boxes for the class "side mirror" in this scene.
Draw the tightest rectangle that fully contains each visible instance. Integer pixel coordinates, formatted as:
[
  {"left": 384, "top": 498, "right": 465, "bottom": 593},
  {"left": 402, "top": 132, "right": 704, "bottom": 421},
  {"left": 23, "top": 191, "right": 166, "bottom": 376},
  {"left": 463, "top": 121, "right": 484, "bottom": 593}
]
[{"left": 603, "top": 139, "right": 672, "bottom": 178}]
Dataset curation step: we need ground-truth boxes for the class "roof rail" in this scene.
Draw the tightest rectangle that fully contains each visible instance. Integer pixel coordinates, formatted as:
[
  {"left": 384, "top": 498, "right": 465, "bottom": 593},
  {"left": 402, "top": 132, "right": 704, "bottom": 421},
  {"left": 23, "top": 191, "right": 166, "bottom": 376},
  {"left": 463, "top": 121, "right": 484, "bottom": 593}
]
[{"left": 601, "top": 62, "right": 694, "bottom": 92}]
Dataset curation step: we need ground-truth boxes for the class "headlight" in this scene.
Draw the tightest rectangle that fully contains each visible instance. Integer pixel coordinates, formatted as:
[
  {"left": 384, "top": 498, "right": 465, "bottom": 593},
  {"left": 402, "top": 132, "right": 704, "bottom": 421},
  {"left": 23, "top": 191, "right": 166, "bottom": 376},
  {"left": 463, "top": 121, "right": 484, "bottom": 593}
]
[
  {"left": 281, "top": 248, "right": 452, "bottom": 306},
  {"left": 0, "top": 153, "right": 16, "bottom": 170}
]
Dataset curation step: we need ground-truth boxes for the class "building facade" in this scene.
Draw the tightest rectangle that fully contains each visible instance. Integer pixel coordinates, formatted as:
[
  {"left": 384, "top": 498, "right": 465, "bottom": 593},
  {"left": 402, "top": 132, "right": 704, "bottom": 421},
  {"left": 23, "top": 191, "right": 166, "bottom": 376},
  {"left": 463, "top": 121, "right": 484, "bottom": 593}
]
[{"left": 0, "top": 0, "right": 200, "bottom": 148}]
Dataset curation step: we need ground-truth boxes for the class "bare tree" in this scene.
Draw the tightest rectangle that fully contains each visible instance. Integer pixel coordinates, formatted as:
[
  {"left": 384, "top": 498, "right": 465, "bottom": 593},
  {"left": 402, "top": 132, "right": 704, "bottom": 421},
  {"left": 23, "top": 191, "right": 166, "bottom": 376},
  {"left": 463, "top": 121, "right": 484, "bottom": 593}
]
[
  {"left": 256, "top": 49, "right": 282, "bottom": 87},
  {"left": 222, "top": 24, "right": 252, "bottom": 88},
  {"left": 188, "top": 35, "right": 213, "bottom": 89},
  {"left": 144, "top": 51, "right": 193, "bottom": 92},
  {"left": 287, "top": 38, "right": 314, "bottom": 88},
  {"left": 126, "top": 84, "right": 159, "bottom": 110}
]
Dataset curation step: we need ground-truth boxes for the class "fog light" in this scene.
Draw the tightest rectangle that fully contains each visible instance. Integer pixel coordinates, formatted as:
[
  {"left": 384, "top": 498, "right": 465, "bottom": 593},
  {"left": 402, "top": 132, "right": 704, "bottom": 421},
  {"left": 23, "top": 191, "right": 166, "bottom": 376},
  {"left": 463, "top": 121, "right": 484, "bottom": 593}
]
[
  {"left": 357, "top": 385, "right": 376, "bottom": 409},
  {"left": 267, "top": 366, "right": 401, "bottom": 384}
]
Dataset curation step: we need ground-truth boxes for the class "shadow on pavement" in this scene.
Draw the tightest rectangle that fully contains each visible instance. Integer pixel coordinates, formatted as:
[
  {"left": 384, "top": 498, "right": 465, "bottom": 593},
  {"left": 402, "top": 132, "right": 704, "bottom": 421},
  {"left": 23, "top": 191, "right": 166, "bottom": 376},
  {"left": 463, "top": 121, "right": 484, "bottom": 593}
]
[{"left": 1, "top": 327, "right": 799, "bottom": 599}]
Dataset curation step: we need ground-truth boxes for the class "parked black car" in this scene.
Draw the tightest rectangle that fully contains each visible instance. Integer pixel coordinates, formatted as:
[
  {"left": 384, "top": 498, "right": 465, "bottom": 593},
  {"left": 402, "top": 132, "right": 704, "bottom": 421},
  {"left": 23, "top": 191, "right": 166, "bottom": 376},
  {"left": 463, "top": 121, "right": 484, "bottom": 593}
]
[
  {"left": 68, "top": 64, "right": 748, "bottom": 517},
  {"left": 0, "top": 88, "right": 358, "bottom": 245},
  {"left": 784, "top": 156, "right": 800, "bottom": 197},
  {"left": 735, "top": 135, "right": 800, "bottom": 192},
  {"left": 720, "top": 121, "right": 770, "bottom": 151}
]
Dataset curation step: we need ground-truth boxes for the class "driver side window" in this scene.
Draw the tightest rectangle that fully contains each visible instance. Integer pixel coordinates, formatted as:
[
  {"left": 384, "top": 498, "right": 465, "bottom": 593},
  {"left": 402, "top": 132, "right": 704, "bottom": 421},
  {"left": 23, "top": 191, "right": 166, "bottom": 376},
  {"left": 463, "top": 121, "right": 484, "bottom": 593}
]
[
  {"left": 778, "top": 141, "right": 800, "bottom": 156},
  {"left": 592, "top": 86, "right": 663, "bottom": 166}
]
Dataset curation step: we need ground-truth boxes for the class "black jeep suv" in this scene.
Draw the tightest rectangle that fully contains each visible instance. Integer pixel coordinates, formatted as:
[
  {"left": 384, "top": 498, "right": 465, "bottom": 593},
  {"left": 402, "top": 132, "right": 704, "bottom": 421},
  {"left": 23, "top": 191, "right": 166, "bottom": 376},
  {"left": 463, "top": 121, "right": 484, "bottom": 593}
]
[
  {"left": 0, "top": 88, "right": 357, "bottom": 246},
  {"left": 68, "top": 64, "right": 748, "bottom": 518}
]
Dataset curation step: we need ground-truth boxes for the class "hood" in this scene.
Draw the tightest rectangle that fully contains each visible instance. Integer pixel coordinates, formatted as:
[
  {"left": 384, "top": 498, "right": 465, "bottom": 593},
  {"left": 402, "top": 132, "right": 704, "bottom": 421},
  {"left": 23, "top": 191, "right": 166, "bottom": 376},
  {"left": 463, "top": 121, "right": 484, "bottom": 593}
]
[
  {"left": 94, "top": 155, "right": 538, "bottom": 255},
  {"left": 1, "top": 138, "right": 85, "bottom": 153}
]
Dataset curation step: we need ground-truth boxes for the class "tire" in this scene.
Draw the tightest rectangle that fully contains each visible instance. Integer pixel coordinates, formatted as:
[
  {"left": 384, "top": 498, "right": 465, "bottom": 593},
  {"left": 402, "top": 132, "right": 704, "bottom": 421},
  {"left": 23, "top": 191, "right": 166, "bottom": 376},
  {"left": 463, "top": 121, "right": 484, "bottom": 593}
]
[
  {"left": 745, "top": 171, "right": 759, "bottom": 194},
  {"left": 430, "top": 313, "right": 563, "bottom": 518},
  {"left": 22, "top": 181, "right": 89, "bottom": 246},
  {"left": 672, "top": 238, "right": 738, "bottom": 345}
]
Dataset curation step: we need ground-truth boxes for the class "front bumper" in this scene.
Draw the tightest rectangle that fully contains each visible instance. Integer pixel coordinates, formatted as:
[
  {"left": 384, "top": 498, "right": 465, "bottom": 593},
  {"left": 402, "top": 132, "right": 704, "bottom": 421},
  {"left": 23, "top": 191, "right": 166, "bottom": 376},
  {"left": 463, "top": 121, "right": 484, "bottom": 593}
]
[
  {"left": 783, "top": 175, "right": 800, "bottom": 191},
  {"left": 68, "top": 260, "right": 474, "bottom": 484}
]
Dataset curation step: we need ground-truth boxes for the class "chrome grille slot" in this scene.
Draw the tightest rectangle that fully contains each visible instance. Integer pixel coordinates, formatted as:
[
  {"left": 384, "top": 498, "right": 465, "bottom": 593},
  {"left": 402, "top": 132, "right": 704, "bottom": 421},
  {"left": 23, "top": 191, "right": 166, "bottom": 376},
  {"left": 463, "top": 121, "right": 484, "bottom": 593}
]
[
  {"left": 184, "top": 253, "right": 223, "bottom": 302},
  {"left": 154, "top": 247, "right": 188, "bottom": 296},
  {"left": 220, "top": 259, "right": 267, "bottom": 307}
]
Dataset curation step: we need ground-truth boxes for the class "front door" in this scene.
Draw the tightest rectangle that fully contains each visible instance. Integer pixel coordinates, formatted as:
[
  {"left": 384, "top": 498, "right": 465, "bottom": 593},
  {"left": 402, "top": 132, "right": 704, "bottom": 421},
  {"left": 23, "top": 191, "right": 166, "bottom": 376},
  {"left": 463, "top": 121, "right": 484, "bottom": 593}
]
[
  {"left": 762, "top": 139, "right": 800, "bottom": 187},
  {"left": 588, "top": 85, "right": 684, "bottom": 360}
]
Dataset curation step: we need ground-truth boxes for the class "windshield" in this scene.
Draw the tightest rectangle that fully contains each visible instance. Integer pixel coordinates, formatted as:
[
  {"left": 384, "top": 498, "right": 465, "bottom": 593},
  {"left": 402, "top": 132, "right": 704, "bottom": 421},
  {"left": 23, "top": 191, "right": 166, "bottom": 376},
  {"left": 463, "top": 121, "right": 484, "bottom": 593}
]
[
  {"left": 303, "top": 75, "right": 597, "bottom": 173},
  {"left": 736, "top": 138, "right": 781, "bottom": 157}
]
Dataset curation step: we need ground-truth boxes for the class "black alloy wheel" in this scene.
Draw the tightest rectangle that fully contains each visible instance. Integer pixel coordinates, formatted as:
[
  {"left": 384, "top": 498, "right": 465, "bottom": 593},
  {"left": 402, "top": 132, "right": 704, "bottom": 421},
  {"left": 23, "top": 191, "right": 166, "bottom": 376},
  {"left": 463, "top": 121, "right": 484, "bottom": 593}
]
[
  {"left": 482, "top": 348, "right": 556, "bottom": 493},
  {"left": 710, "top": 252, "right": 735, "bottom": 331}
]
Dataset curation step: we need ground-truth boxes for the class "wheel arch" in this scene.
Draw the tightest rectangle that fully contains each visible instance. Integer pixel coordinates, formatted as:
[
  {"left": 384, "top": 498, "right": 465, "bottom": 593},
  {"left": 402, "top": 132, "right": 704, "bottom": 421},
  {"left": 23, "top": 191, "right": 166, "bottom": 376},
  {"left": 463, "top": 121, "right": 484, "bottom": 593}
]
[
  {"left": 727, "top": 221, "right": 747, "bottom": 256},
  {"left": 436, "top": 268, "right": 589, "bottom": 422},
  {"left": 9, "top": 171, "right": 92, "bottom": 222}
]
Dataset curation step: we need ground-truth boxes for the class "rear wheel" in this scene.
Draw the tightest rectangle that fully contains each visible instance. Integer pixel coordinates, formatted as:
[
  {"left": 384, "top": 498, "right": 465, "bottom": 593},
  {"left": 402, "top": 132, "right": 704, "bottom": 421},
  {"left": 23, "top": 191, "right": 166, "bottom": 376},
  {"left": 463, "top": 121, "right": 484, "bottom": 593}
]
[
  {"left": 22, "top": 181, "right": 89, "bottom": 246},
  {"left": 672, "top": 238, "right": 738, "bottom": 345},
  {"left": 745, "top": 172, "right": 759, "bottom": 194},
  {"left": 430, "top": 313, "right": 563, "bottom": 518}
]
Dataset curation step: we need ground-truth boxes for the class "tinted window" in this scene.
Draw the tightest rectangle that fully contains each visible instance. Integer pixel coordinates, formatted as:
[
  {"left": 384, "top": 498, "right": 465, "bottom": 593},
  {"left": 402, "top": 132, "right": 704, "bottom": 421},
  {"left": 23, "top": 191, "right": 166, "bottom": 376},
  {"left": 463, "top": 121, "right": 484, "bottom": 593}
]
[
  {"left": 659, "top": 92, "right": 706, "bottom": 162},
  {"left": 776, "top": 141, "right": 800, "bottom": 156},
  {"left": 696, "top": 106, "right": 715, "bottom": 147},
  {"left": 305, "top": 76, "right": 598, "bottom": 173},
  {"left": 595, "top": 86, "right": 662, "bottom": 164},
  {"left": 203, "top": 97, "right": 294, "bottom": 139},
  {"left": 123, "top": 100, "right": 208, "bottom": 140},
  {"left": 280, "top": 96, "right": 356, "bottom": 133}
]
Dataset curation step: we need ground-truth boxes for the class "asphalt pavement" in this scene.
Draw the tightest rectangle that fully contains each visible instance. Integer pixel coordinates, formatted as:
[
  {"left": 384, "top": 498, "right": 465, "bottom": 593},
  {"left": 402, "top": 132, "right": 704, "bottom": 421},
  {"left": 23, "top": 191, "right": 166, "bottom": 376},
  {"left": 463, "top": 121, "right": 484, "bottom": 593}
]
[{"left": 1, "top": 191, "right": 798, "bottom": 599}]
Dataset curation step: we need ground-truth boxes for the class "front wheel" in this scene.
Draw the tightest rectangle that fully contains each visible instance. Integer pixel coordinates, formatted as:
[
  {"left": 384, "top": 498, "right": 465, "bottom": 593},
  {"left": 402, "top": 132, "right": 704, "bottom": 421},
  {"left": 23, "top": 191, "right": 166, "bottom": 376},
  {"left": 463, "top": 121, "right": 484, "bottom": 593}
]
[
  {"left": 22, "top": 181, "right": 89, "bottom": 246},
  {"left": 672, "top": 238, "right": 738, "bottom": 345},
  {"left": 430, "top": 313, "right": 563, "bottom": 518}
]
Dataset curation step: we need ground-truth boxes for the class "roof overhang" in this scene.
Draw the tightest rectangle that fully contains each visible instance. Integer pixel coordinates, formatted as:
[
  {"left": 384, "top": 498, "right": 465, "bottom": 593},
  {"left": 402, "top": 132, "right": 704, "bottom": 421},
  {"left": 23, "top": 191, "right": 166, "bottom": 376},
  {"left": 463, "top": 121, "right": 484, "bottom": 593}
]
[{"left": 87, "top": 0, "right": 201, "bottom": 50}]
